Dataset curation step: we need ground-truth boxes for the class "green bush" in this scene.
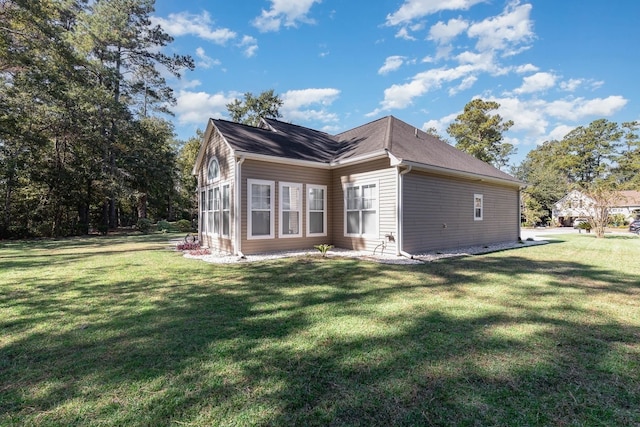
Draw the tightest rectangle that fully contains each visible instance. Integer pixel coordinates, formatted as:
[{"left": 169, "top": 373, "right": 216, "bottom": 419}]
[
  {"left": 136, "top": 218, "right": 152, "bottom": 234},
  {"left": 96, "top": 224, "right": 109, "bottom": 236},
  {"left": 578, "top": 221, "right": 592, "bottom": 231},
  {"left": 176, "top": 219, "right": 192, "bottom": 232},
  {"left": 157, "top": 220, "right": 171, "bottom": 232}
]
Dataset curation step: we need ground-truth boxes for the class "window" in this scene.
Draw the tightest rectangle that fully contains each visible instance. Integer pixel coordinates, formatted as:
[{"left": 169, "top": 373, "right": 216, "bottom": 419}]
[
  {"left": 207, "top": 158, "right": 220, "bottom": 182},
  {"left": 207, "top": 188, "right": 214, "bottom": 233},
  {"left": 345, "top": 182, "right": 378, "bottom": 236},
  {"left": 213, "top": 187, "right": 221, "bottom": 234},
  {"left": 474, "top": 194, "right": 483, "bottom": 221},
  {"left": 222, "top": 184, "right": 230, "bottom": 237},
  {"left": 307, "top": 184, "right": 327, "bottom": 236},
  {"left": 200, "top": 190, "right": 206, "bottom": 233},
  {"left": 248, "top": 179, "right": 274, "bottom": 239},
  {"left": 279, "top": 182, "right": 302, "bottom": 238}
]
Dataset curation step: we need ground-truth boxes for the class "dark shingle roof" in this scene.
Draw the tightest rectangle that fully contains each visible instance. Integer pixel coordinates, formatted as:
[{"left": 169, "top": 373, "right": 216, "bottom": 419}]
[{"left": 211, "top": 115, "right": 521, "bottom": 185}]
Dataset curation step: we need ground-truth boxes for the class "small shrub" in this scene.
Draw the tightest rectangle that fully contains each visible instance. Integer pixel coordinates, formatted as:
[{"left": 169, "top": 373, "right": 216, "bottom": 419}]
[
  {"left": 157, "top": 220, "right": 171, "bottom": 232},
  {"left": 577, "top": 221, "right": 592, "bottom": 232},
  {"left": 177, "top": 242, "right": 200, "bottom": 251},
  {"left": 176, "top": 219, "right": 192, "bottom": 232},
  {"left": 136, "top": 218, "right": 152, "bottom": 234},
  {"left": 314, "top": 244, "right": 334, "bottom": 257},
  {"left": 96, "top": 224, "right": 109, "bottom": 236}
]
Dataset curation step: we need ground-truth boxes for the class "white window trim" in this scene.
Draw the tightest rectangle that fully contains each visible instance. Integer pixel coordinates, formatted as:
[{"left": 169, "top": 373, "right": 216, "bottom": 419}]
[
  {"left": 207, "top": 157, "right": 220, "bottom": 183},
  {"left": 201, "top": 181, "right": 232, "bottom": 237},
  {"left": 307, "top": 184, "right": 327, "bottom": 237},
  {"left": 247, "top": 179, "right": 275, "bottom": 240},
  {"left": 279, "top": 182, "right": 303, "bottom": 238},
  {"left": 474, "top": 193, "right": 483, "bottom": 221},
  {"left": 344, "top": 180, "right": 379, "bottom": 237}
]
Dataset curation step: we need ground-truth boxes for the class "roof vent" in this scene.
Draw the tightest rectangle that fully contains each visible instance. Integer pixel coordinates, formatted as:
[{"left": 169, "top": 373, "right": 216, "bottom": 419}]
[{"left": 414, "top": 128, "right": 418, "bottom": 137}]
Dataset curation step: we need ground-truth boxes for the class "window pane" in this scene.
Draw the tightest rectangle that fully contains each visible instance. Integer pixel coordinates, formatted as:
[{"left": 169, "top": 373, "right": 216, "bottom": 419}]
[
  {"left": 282, "top": 211, "right": 299, "bottom": 235},
  {"left": 207, "top": 189, "right": 213, "bottom": 210},
  {"left": 347, "top": 211, "right": 360, "bottom": 234},
  {"left": 222, "top": 185, "right": 230, "bottom": 209},
  {"left": 310, "top": 212, "right": 323, "bottom": 234},
  {"left": 362, "top": 184, "right": 376, "bottom": 210},
  {"left": 347, "top": 186, "right": 360, "bottom": 210},
  {"left": 222, "top": 211, "right": 230, "bottom": 236},
  {"left": 362, "top": 210, "right": 376, "bottom": 234},
  {"left": 208, "top": 159, "right": 219, "bottom": 181},
  {"left": 213, "top": 187, "right": 220, "bottom": 211},
  {"left": 208, "top": 210, "right": 214, "bottom": 233},
  {"left": 309, "top": 188, "right": 324, "bottom": 211},
  {"left": 252, "top": 211, "right": 270, "bottom": 236},
  {"left": 251, "top": 184, "right": 270, "bottom": 209}
]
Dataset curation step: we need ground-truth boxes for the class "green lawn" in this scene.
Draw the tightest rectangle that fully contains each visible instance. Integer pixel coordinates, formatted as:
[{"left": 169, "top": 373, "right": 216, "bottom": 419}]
[{"left": 1, "top": 233, "right": 639, "bottom": 426}]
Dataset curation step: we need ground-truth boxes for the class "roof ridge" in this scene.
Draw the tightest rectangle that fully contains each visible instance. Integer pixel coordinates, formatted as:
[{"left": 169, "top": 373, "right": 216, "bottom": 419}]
[{"left": 384, "top": 116, "right": 393, "bottom": 151}]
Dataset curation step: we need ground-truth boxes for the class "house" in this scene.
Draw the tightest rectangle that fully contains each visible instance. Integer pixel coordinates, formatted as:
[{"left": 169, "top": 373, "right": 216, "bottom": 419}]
[
  {"left": 552, "top": 190, "right": 595, "bottom": 226},
  {"left": 552, "top": 189, "right": 640, "bottom": 226},
  {"left": 192, "top": 116, "right": 524, "bottom": 257}
]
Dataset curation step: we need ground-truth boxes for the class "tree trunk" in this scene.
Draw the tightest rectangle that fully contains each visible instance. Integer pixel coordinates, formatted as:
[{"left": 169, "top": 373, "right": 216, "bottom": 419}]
[{"left": 137, "top": 193, "right": 147, "bottom": 219}]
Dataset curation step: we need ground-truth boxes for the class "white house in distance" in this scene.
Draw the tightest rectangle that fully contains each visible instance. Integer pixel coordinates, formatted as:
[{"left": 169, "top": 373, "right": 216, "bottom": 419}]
[{"left": 552, "top": 190, "right": 640, "bottom": 226}]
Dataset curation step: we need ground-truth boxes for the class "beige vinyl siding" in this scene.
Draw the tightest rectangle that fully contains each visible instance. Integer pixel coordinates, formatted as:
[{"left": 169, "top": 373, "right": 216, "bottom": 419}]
[
  {"left": 197, "top": 129, "right": 235, "bottom": 253},
  {"left": 402, "top": 170, "right": 519, "bottom": 253},
  {"left": 241, "top": 159, "right": 331, "bottom": 254},
  {"left": 330, "top": 158, "right": 397, "bottom": 254}
]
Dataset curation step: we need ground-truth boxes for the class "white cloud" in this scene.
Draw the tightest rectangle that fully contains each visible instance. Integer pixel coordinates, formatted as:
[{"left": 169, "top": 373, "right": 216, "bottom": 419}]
[
  {"left": 545, "top": 96, "right": 628, "bottom": 121},
  {"left": 514, "top": 63, "right": 539, "bottom": 74},
  {"left": 548, "top": 124, "right": 576, "bottom": 141},
  {"left": 253, "top": 0, "right": 321, "bottom": 32},
  {"left": 379, "top": 56, "right": 406, "bottom": 75},
  {"left": 239, "top": 36, "right": 258, "bottom": 57},
  {"left": 559, "top": 78, "right": 583, "bottom": 92},
  {"left": 151, "top": 11, "right": 236, "bottom": 44},
  {"left": 423, "top": 112, "right": 459, "bottom": 135},
  {"left": 514, "top": 72, "right": 557, "bottom": 94},
  {"left": 386, "top": 0, "right": 485, "bottom": 26},
  {"left": 448, "top": 75, "right": 477, "bottom": 95},
  {"left": 195, "top": 47, "right": 220, "bottom": 69},
  {"left": 467, "top": 2, "right": 534, "bottom": 55},
  {"left": 281, "top": 88, "right": 341, "bottom": 123},
  {"left": 173, "top": 90, "right": 239, "bottom": 125},
  {"left": 395, "top": 27, "right": 417, "bottom": 41},
  {"left": 428, "top": 18, "right": 469, "bottom": 44}
]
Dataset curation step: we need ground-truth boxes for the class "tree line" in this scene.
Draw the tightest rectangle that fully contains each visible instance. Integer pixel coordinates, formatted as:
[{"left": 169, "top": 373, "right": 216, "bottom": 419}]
[{"left": 0, "top": 0, "right": 198, "bottom": 238}]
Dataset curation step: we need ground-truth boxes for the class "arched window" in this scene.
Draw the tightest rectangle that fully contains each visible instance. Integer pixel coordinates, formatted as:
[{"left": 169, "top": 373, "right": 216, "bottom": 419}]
[{"left": 207, "top": 158, "right": 220, "bottom": 182}]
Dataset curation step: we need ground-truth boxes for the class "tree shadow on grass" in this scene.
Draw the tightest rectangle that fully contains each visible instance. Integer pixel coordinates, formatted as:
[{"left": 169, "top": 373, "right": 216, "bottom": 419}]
[{"left": 1, "top": 242, "right": 639, "bottom": 425}]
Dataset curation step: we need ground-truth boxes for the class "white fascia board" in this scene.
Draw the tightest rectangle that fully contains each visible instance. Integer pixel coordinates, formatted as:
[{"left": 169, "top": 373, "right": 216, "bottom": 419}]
[
  {"left": 329, "top": 150, "right": 389, "bottom": 167},
  {"left": 234, "top": 151, "right": 331, "bottom": 169}
]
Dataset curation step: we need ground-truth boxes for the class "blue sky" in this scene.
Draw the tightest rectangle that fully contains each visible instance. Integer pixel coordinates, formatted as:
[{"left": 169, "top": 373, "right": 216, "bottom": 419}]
[{"left": 151, "top": 0, "right": 639, "bottom": 165}]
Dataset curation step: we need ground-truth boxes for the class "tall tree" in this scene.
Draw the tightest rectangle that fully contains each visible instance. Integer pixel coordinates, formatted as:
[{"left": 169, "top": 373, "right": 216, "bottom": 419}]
[
  {"left": 227, "top": 89, "right": 283, "bottom": 126},
  {"left": 513, "top": 140, "right": 569, "bottom": 224},
  {"left": 73, "top": 0, "right": 193, "bottom": 228},
  {"left": 557, "top": 119, "right": 622, "bottom": 185},
  {"left": 446, "top": 99, "right": 515, "bottom": 169},
  {"left": 612, "top": 121, "right": 640, "bottom": 188}
]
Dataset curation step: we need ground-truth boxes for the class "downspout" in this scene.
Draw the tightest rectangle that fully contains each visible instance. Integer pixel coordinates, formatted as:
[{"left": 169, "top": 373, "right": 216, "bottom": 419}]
[
  {"left": 235, "top": 156, "right": 245, "bottom": 258},
  {"left": 396, "top": 165, "right": 412, "bottom": 257}
]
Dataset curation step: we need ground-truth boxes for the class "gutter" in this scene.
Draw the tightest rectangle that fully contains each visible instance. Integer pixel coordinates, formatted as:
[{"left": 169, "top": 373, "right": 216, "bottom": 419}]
[
  {"left": 396, "top": 165, "right": 413, "bottom": 258},
  {"left": 235, "top": 156, "right": 245, "bottom": 258}
]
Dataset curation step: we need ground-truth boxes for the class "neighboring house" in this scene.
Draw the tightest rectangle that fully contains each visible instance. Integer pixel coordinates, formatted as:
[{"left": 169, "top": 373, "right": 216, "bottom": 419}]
[
  {"left": 192, "top": 116, "right": 524, "bottom": 256},
  {"left": 552, "top": 189, "right": 640, "bottom": 226},
  {"left": 552, "top": 190, "right": 595, "bottom": 226},
  {"left": 609, "top": 190, "right": 640, "bottom": 221}
]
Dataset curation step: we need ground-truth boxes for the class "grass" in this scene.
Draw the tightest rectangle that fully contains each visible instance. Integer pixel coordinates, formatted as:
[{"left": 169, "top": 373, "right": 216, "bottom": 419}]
[{"left": 1, "top": 233, "right": 639, "bottom": 426}]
